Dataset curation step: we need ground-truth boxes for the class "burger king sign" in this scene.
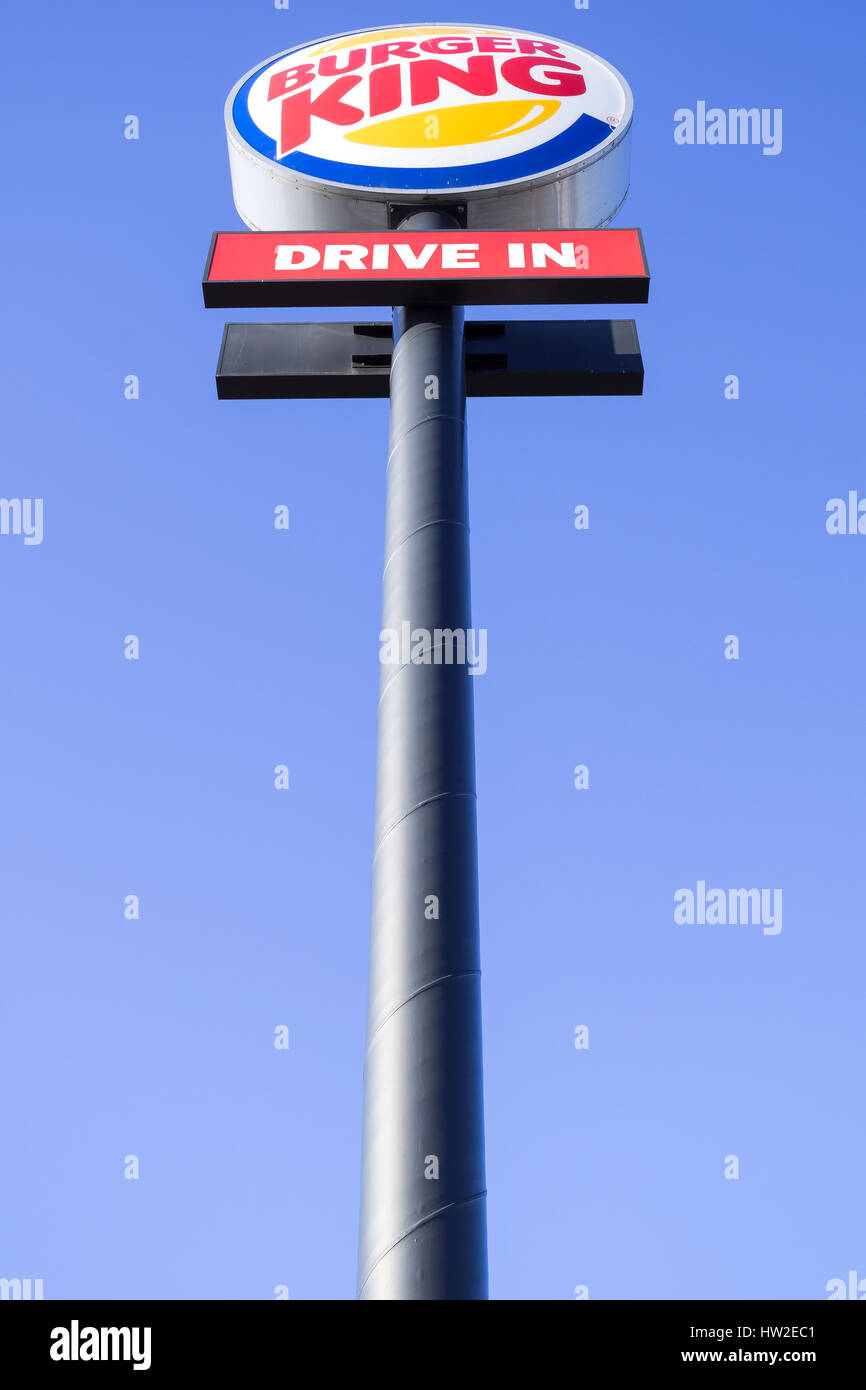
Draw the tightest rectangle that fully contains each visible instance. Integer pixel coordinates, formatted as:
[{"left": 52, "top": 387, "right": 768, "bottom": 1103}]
[{"left": 225, "top": 23, "right": 633, "bottom": 232}]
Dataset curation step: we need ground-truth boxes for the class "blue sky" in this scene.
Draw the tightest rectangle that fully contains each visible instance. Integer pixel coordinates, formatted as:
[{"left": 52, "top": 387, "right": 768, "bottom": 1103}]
[{"left": 2, "top": 0, "right": 864, "bottom": 1299}]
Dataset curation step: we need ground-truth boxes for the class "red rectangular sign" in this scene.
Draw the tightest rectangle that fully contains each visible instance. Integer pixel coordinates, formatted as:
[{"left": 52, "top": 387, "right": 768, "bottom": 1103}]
[{"left": 203, "top": 229, "right": 649, "bottom": 308}]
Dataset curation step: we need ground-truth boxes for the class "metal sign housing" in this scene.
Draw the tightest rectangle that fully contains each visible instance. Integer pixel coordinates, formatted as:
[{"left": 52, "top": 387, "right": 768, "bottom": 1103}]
[
  {"left": 225, "top": 23, "right": 633, "bottom": 231},
  {"left": 215, "top": 319, "right": 644, "bottom": 398}
]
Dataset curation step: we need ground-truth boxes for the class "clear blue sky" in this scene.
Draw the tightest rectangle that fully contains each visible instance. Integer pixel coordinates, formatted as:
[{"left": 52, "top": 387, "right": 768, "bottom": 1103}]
[{"left": 2, "top": 0, "right": 864, "bottom": 1300}]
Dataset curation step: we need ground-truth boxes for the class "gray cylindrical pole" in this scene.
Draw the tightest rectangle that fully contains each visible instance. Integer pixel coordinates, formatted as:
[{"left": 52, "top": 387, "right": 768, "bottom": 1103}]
[{"left": 358, "top": 211, "right": 487, "bottom": 1300}]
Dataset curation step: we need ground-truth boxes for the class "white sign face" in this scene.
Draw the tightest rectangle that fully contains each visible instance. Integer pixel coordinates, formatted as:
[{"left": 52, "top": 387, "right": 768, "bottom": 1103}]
[{"left": 225, "top": 24, "right": 633, "bottom": 231}]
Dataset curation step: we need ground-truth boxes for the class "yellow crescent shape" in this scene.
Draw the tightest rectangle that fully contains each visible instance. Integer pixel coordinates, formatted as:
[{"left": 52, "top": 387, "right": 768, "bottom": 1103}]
[{"left": 344, "top": 99, "right": 560, "bottom": 149}]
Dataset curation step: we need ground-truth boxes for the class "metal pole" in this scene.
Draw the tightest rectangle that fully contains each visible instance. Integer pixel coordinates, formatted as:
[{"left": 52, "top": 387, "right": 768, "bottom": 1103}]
[{"left": 358, "top": 210, "right": 488, "bottom": 1300}]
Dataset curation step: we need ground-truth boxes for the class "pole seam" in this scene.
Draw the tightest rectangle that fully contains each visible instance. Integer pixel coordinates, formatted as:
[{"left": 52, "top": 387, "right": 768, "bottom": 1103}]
[
  {"left": 381, "top": 516, "right": 469, "bottom": 578},
  {"left": 372, "top": 789, "right": 476, "bottom": 861},
  {"left": 365, "top": 968, "right": 481, "bottom": 1053},
  {"left": 358, "top": 1191, "right": 487, "bottom": 1297},
  {"left": 386, "top": 414, "right": 466, "bottom": 465},
  {"left": 377, "top": 631, "right": 475, "bottom": 704}
]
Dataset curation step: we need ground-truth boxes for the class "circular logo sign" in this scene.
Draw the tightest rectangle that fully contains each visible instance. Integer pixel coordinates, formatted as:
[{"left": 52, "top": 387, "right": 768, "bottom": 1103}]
[{"left": 227, "top": 23, "right": 631, "bottom": 195}]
